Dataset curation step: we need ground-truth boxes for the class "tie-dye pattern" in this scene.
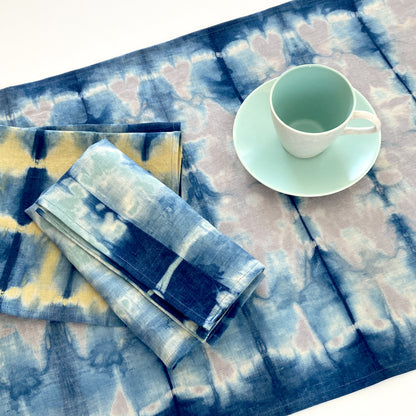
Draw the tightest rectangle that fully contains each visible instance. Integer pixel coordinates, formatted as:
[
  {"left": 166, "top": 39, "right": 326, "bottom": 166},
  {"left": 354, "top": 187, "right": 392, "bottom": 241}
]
[
  {"left": 0, "top": 0, "right": 415, "bottom": 414},
  {"left": 0, "top": 123, "right": 182, "bottom": 325},
  {"left": 26, "top": 139, "right": 265, "bottom": 367}
]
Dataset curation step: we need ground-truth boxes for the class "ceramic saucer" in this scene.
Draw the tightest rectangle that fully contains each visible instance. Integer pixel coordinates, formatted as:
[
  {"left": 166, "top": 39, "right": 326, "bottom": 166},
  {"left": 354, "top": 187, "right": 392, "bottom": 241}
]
[{"left": 233, "top": 79, "right": 381, "bottom": 197}]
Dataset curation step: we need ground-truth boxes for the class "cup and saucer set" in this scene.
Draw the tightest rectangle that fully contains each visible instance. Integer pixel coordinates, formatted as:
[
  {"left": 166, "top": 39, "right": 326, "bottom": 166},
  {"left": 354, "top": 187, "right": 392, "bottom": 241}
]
[{"left": 233, "top": 64, "right": 381, "bottom": 197}]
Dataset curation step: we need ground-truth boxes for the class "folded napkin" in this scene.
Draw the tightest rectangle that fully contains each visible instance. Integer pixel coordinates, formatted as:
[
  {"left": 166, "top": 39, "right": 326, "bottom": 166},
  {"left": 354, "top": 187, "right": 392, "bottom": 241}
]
[
  {"left": 26, "top": 139, "right": 265, "bottom": 367},
  {"left": 0, "top": 123, "right": 182, "bottom": 325}
]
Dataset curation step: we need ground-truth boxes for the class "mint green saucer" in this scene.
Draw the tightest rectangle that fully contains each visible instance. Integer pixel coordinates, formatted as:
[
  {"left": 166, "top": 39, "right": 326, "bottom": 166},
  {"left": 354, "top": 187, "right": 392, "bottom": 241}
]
[{"left": 233, "top": 79, "right": 381, "bottom": 197}]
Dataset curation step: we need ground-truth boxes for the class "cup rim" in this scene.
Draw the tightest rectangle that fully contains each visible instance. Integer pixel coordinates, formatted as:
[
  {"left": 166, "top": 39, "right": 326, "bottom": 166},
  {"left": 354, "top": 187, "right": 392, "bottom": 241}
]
[{"left": 269, "top": 64, "right": 356, "bottom": 136}]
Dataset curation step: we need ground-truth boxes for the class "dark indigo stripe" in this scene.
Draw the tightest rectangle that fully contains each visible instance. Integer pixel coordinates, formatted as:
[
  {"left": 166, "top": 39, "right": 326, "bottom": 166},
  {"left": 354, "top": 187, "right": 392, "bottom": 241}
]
[
  {"left": 389, "top": 214, "right": 416, "bottom": 255},
  {"left": 70, "top": 70, "right": 91, "bottom": 125},
  {"left": 137, "top": 51, "right": 171, "bottom": 122},
  {"left": 352, "top": 0, "right": 416, "bottom": 104},
  {"left": 17, "top": 167, "right": 49, "bottom": 226},
  {"left": 125, "top": 122, "right": 181, "bottom": 133},
  {"left": 32, "top": 129, "right": 47, "bottom": 161},
  {"left": 287, "top": 195, "right": 384, "bottom": 373},
  {"left": 2, "top": 88, "right": 14, "bottom": 126},
  {"left": 274, "top": 7, "right": 316, "bottom": 66},
  {"left": 62, "top": 265, "right": 76, "bottom": 299},
  {"left": 200, "top": 348, "right": 225, "bottom": 413},
  {"left": 161, "top": 365, "right": 182, "bottom": 416},
  {"left": 91, "top": 217, "right": 224, "bottom": 327},
  {"left": 141, "top": 133, "right": 153, "bottom": 161},
  {"left": 0, "top": 232, "right": 22, "bottom": 293},
  {"left": 184, "top": 170, "right": 221, "bottom": 226},
  {"left": 367, "top": 170, "right": 416, "bottom": 257},
  {"left": 206, "top": 29, "right": 244, "bottom": 103},
  {"left": 45, "top": 322, "right": 89, "bottom": 416},
  {"left": 241, "top": 306, "right": 289, "bottom": 415},
  {"left": 366, "top": 170, "right": 391, "bottom": 206}
]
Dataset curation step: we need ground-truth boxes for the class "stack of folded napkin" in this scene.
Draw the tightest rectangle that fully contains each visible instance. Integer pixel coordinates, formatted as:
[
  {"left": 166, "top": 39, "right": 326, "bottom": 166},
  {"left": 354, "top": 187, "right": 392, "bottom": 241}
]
[{"left": 4, "top": 124, "right": 265, "bottom": 368}]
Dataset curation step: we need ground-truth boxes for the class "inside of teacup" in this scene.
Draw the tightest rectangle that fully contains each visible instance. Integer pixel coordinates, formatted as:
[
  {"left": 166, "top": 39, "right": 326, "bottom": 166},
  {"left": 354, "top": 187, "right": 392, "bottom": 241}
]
[{"left": 271, "top": 66, "right": 354, "bottom": 133}]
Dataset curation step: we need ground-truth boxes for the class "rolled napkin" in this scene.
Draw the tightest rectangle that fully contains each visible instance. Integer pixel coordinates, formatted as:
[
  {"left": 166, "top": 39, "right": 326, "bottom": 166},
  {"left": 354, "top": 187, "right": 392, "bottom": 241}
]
[{"left": 26, "top": 139, "right": 265, "bottom": 367}]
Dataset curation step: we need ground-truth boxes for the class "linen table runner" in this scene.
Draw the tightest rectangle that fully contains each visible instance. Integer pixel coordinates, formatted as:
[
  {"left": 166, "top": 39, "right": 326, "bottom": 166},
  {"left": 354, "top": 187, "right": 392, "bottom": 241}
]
[{"left": 0, "top": 0, "right": 415, "bottom": 414}]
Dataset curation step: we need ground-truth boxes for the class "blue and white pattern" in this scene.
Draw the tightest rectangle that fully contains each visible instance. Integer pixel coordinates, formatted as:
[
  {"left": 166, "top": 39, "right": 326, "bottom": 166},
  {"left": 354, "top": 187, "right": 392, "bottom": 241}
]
[
  {"left": 0, "top": 0, "right": 415, "bottom": 414},
  {"left": 26, "top": 139, "right": 265, "bottom": 367}
]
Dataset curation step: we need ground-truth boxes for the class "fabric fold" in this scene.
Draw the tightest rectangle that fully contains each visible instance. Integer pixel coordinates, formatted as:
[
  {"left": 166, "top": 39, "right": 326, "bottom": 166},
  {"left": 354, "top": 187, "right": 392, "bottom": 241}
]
[
  {"left": 0, "top": 123, "right": 182, "bottom": 326},
  {"left": 26, "top": 139, "right": 265, "bottom": 367}
]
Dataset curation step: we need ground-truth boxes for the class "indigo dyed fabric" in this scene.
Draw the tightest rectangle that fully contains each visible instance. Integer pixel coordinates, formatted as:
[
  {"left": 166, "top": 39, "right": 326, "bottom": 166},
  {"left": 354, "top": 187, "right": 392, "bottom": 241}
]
[
  {"left": 0, "top": 0, "right": 416, "bottom": 414},
  {"left": 0, "top": 123, "right": 182, "bottom": 325},
  {"left": 26, "top": 139, "right": 265, "bottom": 367}
]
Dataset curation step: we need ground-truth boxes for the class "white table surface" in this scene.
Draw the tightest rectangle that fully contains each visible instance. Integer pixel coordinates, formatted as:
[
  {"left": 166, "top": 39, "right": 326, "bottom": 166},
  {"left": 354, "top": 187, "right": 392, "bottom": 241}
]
[{"left": 0, "top": 0, "right": 415, "bottom": 415}]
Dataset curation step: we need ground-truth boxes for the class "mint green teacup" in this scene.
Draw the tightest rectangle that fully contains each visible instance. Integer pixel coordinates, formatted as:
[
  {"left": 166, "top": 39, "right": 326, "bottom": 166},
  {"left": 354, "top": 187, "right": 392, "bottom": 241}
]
[{"left": 270, "top": 64, "right": 381, "bottom": 158}]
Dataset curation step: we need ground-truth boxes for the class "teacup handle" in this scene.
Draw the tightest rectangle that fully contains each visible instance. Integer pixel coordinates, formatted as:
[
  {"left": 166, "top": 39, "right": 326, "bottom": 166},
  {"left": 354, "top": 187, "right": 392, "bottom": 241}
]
[{"left": 343, "top": 110, "right": 381, "bottom": 135}]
